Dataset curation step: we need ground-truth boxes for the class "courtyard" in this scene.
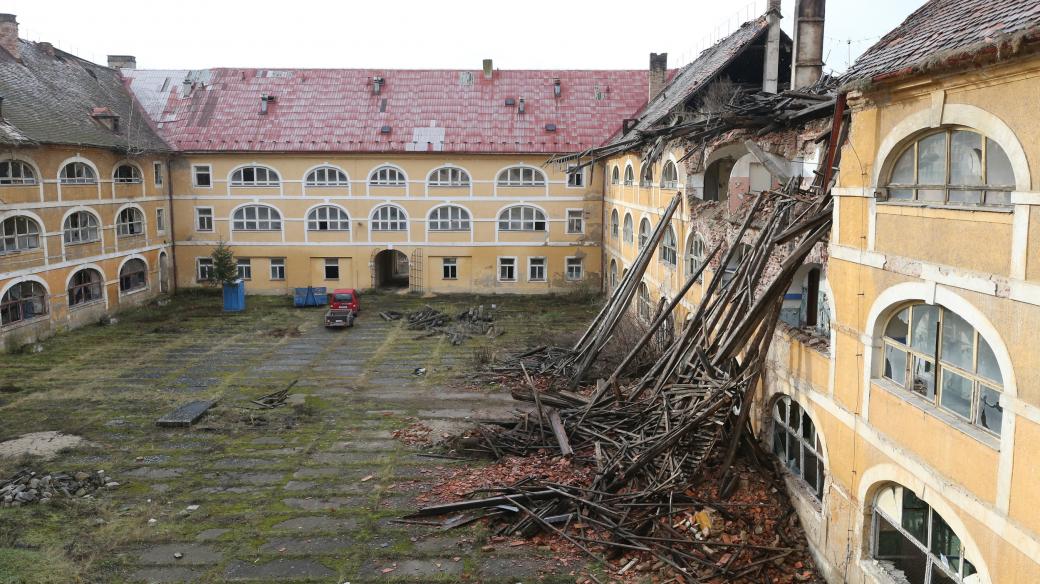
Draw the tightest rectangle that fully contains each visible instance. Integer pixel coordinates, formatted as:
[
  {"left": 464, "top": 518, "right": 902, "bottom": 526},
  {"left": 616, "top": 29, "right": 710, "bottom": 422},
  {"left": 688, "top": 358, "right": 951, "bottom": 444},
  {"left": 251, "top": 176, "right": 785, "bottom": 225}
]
[{"left": 0, "top": 291, "right": 600, "bottom": 583}]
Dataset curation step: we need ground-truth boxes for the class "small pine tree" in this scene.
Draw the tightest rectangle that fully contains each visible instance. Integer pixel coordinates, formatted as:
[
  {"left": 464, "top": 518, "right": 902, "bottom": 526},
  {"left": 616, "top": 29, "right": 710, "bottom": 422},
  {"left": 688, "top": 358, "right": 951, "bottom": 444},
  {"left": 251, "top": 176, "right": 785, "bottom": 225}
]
[{"left": 210, "top": 240, "right": 238, "bottom": 286}]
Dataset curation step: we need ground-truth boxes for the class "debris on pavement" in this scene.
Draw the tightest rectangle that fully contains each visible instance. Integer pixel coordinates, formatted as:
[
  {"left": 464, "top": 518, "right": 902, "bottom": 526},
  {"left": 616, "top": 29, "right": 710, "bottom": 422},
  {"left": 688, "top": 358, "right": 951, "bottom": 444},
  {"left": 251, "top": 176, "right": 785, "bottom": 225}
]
[
  {"left": 406, "top": 305, "right": 497, "bottom": 345},
  {"left": 1, "top": 468, "right": 118, "bottom": 507}
]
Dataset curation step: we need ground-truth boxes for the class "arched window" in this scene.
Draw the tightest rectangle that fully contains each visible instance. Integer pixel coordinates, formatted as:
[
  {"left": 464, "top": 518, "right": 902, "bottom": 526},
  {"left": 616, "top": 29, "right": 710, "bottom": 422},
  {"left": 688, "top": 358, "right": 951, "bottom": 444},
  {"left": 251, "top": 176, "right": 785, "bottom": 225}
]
[
  {"left": 639, "top": 164, "right": 654, "bottom": 187},
  {"left": 609, "top": 259, "right": 618, "bottom": 291},
  {"left": 63, "top": 211, "right": 100, "bottom": 244},
  {"left": 611, "top": 166, "right": 620, "bottom": 185},
  {"left": 60, "top": 161, "right": 97, "bottom": 184},
  {"left": 637, "top": 282, "right": 651, "bottom": 322},
  {"left": 230, "top": 166, "right": 280, "bottom": 187},
  {"left": 622, "top": 213, "right": 634, "bottom": 243},
  {"left": 660, "top": 226, "right": 677, "bottom": 266},
  {"left": 885, "top": 128, "right": 1015, "bottom": 206},
  {"left": 872, "top": 483, "right": 980, "bottom": 583},
  {"left": 623, "top": 165, "right": 634, "bottom": 186},
  {"left": 1, "top": 281, "right": 48, "bottom": 326},
  {"left": 68, "top": 269, "right": 104, "bottom": 307},
  {"left": 428, "top": 206, "right": 471, "bottom": 231},
  {"left": 232, "top": 205, "right": 282, "bottom": 231},
  {"left": 119, "top": 259, "right": 147, "bottom": 293},
  {"left": 1, "top": 216, "right": 41, "bottom": 253},
  {"left": 113, "top": 164, "right": 142, "bottom": 184},
  {"left": 116, "top": 207, "right": 145, "bottom": 237},
  {"left": 371, "top": 205, "right": 407, "bottom": 231},
  {"left": 686, "top": 233, "right": 705, "bottom": 280},
  {"left": 881, "top": 303, "right": 1003, "bottom": 435},
  {"left": 305, "top": 166, "right": 349, "bottom": 187},
  {"left": 0, "top": 160, "right": 36, "bottom": 185},
  {"left": 661, "top": 161, "right": 678, "bottom": 189},
  {"left": 307, "top": 206, "right": 350, "bottom": 231},
  {"left": 428, "top": 167, "right": 471, "bottom": 187},
  {"left": 370, "top": 166, "right": 406, "bottom": 187},
  {"left": 610, "top": 209, "right": 620, "bottom": 239},
  {"left": 772, "top": 396, "right": 824, "bottom": 500},
  {"left": 498, "top": 206, "right": 546, "bottom": 231},
  {"left": 638, "top": 218, "right": 651, "bottom": 248},
  {"left": 497, "top": 166, "right": 546, "bottom": 187}
]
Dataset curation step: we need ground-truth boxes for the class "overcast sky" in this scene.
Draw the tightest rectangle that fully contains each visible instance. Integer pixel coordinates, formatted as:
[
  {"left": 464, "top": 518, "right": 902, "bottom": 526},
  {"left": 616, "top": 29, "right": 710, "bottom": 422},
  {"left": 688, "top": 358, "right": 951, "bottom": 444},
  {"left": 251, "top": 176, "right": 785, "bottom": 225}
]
[{"left": 12, "top": 0, "right": 924, "bottom": 72}]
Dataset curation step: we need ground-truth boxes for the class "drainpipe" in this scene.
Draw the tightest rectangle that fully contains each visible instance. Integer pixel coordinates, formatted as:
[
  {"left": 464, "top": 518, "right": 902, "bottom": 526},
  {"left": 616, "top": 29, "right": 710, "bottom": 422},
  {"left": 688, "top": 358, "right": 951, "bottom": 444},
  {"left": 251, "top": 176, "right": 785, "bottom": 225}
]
[{"left": 165, "top": 155, "right": 178, "bottom": 292}]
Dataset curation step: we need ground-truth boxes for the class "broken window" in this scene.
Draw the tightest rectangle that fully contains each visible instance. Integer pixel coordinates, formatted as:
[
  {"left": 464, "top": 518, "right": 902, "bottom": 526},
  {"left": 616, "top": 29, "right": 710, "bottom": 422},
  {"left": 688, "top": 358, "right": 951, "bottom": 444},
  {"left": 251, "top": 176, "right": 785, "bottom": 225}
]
[
  {"left": 428, "top": 206, "right": 471, "bottom": 231},
  {"left": 623, "top": 165, "right": 634, "bottom": 186},
  {"left": 639, "top": 164, "right": 654, "bottom": 188},
  {"left": 306, "top": 166, "right": 349, "bottom": 187},
  {"left": 270, "top": 258, "right": 285, "bottom": 280},
  {"left": 660, "top": 226, "right": 677, "bottom": 267},
  {"left": 498, "top": 206, "right": 546, "bottom": 231},
  {"left": 307, "top": 206, "right": 350, "bottom": 231},
  {"left": 230, "top": 165, "right": 280, "bottom": 187},
  {"left": 872, "top": 484, "right": 978, "bottom": 584},
  {"left": 371, "top": 205, "right": 407, "bottom": 231},
  {"left": 885, "top": 128, "right": 1015, "bottom": 206},
  {"left": 60, "top": 161, "right": 97, "bottom": 184},
  {"left": 68, "top": 268, "right": 103, "bottom": 307},
  {"left": 153, "top": 162, "right": 163, "bottom": 187},
  {"left": 780, "top": 265, "right": 830, "bottom": 338},
  {"left": 324, "top": 258, "right": 340, "bottom": 280},
  {"left": 609, "top": 259, "right": 618, "bottom": 291},
  {"left": 113, "top": 163, "right": 142, "bottom": 184},
  {"left": 192, "top": 165, "right": 212, "bottom": 187},
  {"left": 196, "top": 258, "right": 214, "bottom": 282},
  {"left": 442, "top": 258, "right": 458, "bottom": 280},
  {"left": 156, "top": 208, "right": 166, "bottom": 233},
  {"left": 621, "top": 213, "right": 634, "bottom": 244},
  {"left": 566, "top": 209, "right": 584, "bottom": 234},
  {"left": 498, "top": 257, "right": 517, "bottom": 281},
  {"left": 610, "top": 209, "right": 620, "bottom": 239},
  {"left": 771, "top": 396, "right": 825, "bottom": 500},
  {"left": 497, "top": 166, "right": 546, "bottom": 187},
  {"left": 881, "top": 303, "right": 1004, "bottom": 436},
  {"left": 235, "top": 259, "right": 252, "bottom": 281},
  {"left": 1, "top": 216, "right": 41, "bottom": 254},
  {"left": 611, "top": 165, "right": 620, "bottom": 185},
  {"left": 119, "top": 259, "right": 147, "bottom": 293},
  {"left": 63, "top": 211, "right": 100, "bottom": 244},
  {"left": 0, "top": 280, "right": 48, "bottom": 326},
  {"left": 428, "top": 167, "right": 470, "bottom": 187},
  {"left": 369, "top": 166, "right": 406, "bottom": 187},
  {"left": 661, "top": 161, "right": 679, "bottom": 189},
  {"left": 233, "top": 205, "right": 282, "bottom": 231},
  {"left": 566, "top": 257, "right": 583, "bottom": 281},
  {"left": 637, "top": 282, "right": 651, "bottom": 322},
  {"left": 195, "top": 207, "right": 214, "bottom": 232},
  {"left": 638, "top": 218, "right": 651, "bottom": 249},
  {"left": 566, "top": 165, "right": 584, "bottom": 188},
  {"left": 685, "top": 233, "right": 705, "bottom": 281},
  {"left": 116, "top": 207, "right": 145, "bottom": 237},
  {"left": 529, "top": 257, "right": 546, "bottom": 282},
  {"left": 0, "top": 160, "right": 37, "bottom": 185}
]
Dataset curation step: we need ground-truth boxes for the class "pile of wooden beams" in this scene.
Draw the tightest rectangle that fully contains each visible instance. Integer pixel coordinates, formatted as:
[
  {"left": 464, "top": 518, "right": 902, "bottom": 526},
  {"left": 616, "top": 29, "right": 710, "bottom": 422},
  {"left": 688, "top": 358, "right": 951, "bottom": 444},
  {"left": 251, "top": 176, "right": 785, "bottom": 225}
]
[{"left": 407, "top": 305, "right": 497, "bottom": 345}]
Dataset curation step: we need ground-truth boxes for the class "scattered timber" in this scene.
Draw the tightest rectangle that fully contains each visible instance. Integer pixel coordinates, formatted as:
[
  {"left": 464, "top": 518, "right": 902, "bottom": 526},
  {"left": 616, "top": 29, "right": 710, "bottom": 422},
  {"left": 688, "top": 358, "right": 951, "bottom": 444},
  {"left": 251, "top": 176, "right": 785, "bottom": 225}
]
[
  {"left": 156, "top": 400, "right": 216, "bottom": 427},
  {"left": 407, "top": 305, "right": 497, "bottom": 345}
]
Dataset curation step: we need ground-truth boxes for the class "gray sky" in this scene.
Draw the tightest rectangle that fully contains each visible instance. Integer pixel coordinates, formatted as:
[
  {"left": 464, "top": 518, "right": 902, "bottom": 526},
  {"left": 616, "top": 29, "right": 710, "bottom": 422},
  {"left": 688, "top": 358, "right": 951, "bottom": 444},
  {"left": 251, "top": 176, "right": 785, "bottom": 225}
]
[{"left": 14, "top": 0, "right": 924, "bottom": 72}]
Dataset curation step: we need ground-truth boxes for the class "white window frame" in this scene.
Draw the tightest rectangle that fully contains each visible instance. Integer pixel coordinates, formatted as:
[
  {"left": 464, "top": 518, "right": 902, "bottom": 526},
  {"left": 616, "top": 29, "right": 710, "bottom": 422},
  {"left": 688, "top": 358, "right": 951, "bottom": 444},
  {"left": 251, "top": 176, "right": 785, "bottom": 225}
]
[
  {"left": 371, "top": 205, "right": 408, "bottom": 231},
  {"left": 192, "top": 164, "right": 213, "bottom": 188},
  {"left": 270, "top": 258, "right": 286, "bottom": 280},
  {"left": 610, "top": 209, "right": 619, "bottom": 239},
  {"left": 156, "top": 208, "right": 166, "bottom": 233},
  {"left": 307, "top": 205, "right": 351, "bottom": 231},
  {"left": 195, "top": 207, "right": 214, "bottom": 232},
  {"left": 230, "top": 165, "right": 280, "bottom": 187},
  {"left": 369, "top": 165, "right": 407, "bottom": 187},
  {"left": 497, "top": 205, "right": 547, "bottom": 232},
  {"left": 324, "top": 258, "right": 340, "bottom": 280},
  {"left": 153, "top": 161, "right": 164, "bottom": 187},
  {"left": 60, "top": 161, "right": 97, "bottom": 185},
  {"left": 497, "top": 257, "right": 517, "bottom": 282},
  {"left": 496, "top": 166, "right": 546, "bottom": 187},
  {"left": 113, "top": 163, "right": 143, "bottom": 184},
  {"left": 661, "top": 161, "right": 679, "bottom": 189},
  {"left": 623, "top": 213, "right": 634, "bottom": 244},
  {"left": 232, "top": 205, "right": 282, "bottom": 231},
  {"left": 428, "top": 166, "right": 471, "bottom": 187},
  {"left": 428, "top": 205, "right": 471, "bottom": 231},
  {"left": 236, "top": 258, "right": 252, "bottom": 280},
  {"left": 565, "top": 256, "right": 583, "bottom": 281},
  {"left": 566, "top": 165, "right": 585, "bottom": 188},
  {"left": 0, "top": 215, "right": 42, "bottom": 254},
  {"left": 118, "top": 258, "right": 148, "bottom": 294},
  {"left": 566, "top": 209, "right": 584, "bottom": 234},
  {"left": 442, "top": 257, "right": 458, "bottom": 280},
  {"left": 660, "top": 226, "right": 677, "bottom": 267},
  {"left": 63, "top": 211, "right": 101, "bottom": 245},
  {"left": 528, "top": 257, "right": 546, "bottom": 282},
  {"left": 770, "top": 396, "right": 825, "bottom": 501},
  {"left": 306, "top": 166, "right": 350, "bottom": 187},
  {"left": 196, "top": 257, "right": 214, "bottom": 282},
  {"left": 0, "top": 159, "right": 37, "bottom": 185},
  {"left": 116, "top": 207, "right": 146, "bottom": 237}
]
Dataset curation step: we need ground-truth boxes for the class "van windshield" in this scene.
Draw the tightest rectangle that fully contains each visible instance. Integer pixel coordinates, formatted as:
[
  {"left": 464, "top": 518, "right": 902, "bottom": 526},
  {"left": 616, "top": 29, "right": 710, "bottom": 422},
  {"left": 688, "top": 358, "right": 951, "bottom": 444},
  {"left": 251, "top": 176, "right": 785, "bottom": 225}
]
[{"left": 334, "top": 293, "right": 353, "bottom": 302}]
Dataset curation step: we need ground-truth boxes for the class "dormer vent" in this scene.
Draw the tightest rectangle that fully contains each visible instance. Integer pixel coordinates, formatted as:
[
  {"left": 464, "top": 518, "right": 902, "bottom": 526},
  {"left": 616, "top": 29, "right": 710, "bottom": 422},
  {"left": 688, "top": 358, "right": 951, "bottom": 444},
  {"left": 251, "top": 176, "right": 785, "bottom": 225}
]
[
  {"left": 91, "top": 107, "right": 120, "bottom": 132},
  {"left": 518, "top": 97, "right": 525, "bottom": 114},
  {"left": 552, "top": 78, "right": 561, "bottom": 98}
]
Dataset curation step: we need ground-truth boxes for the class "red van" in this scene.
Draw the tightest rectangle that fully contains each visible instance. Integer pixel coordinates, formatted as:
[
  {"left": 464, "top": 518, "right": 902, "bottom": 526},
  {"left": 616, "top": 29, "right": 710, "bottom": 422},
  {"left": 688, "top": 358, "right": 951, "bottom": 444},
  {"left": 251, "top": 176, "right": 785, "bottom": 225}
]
[{"left": 328, "top": 288, "right": 361, "bottom": 315}]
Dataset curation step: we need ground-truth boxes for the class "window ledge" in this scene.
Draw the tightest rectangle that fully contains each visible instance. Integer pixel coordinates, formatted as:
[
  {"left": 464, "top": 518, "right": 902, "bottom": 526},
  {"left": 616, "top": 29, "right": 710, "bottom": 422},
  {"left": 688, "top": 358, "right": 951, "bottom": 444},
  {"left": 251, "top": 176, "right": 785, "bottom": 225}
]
[
  {"left": 877, "top": 201, "right": 1013, "bottom": 214},
  {"left": 119, "top": 287, "right": 150, "bottom": 298},
  {"left": 780, "top": 472, "right": 824, "bottom": 515},
  {"left": 0, "top": 314, "right": 50, "bottom": 331},
  {"left": 872, "top": 378, "right": 1001, "bottom": 450},
  {"left": 70, "top": 299, "right": 105, "bottom": 311},
  {"left": 64, "top": 240, "right": 101, "bottom": 247}
]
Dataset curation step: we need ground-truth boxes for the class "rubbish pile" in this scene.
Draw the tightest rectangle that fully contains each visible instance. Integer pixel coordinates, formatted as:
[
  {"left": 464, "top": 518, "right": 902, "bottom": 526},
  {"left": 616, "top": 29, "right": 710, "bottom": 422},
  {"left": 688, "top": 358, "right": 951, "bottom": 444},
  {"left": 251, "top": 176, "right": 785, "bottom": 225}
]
[
  {"left": 406, "top": 305, "right": 498, "bottom": 345},
  {"left": 1, "top": 468, "right": 119, "bottom": 507}
]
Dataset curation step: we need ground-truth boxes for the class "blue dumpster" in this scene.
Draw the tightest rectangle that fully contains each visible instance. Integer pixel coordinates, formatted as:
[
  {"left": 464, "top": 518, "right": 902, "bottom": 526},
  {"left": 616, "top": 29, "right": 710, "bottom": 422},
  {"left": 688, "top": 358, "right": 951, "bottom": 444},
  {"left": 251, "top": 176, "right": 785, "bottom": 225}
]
[
  {"left": 293, "top": 286, "right": 327, "bottom": 308},
  {"left": 223, "top": 279, "right": 246, "bottom": 312}
]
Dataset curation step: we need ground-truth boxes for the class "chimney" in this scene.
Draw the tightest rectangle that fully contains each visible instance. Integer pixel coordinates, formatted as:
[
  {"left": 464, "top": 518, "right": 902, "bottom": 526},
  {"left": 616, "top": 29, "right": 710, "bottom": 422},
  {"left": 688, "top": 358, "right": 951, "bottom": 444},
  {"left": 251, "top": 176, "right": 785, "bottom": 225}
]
[
  {"left": 792, "top": 0, "right": 826, "bottom": 89},
  {"left": 648, "top": 53, "right": 668, "bottom": 101},
  {"left": 107, "top": 55, "right": 136, "bottom": 69},
  {"left": 482, "top": 59, "right": 493, "bottom": 80},
  {"left": 761, "top": 0, "right": 782, "bottom": 93},
  {"left": 0, "top": 14, "right": 19, "bottom": 61}
]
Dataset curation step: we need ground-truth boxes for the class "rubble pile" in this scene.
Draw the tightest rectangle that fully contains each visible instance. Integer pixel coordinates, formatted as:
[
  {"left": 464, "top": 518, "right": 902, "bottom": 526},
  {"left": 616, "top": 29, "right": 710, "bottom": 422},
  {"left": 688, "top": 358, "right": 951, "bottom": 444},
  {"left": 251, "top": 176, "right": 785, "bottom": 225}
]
[
  {"left": 406, "top": 305, "right": 498, "bottom": 345},
  {"left": 0, "top": 468, "right": 119, "bottom": 507}
]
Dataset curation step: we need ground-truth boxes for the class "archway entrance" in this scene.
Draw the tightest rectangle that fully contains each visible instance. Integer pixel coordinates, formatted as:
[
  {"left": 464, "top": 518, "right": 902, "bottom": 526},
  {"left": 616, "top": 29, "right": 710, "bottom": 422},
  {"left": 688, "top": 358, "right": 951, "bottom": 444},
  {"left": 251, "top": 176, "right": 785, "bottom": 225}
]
[
  {"left": 703, "top": 157, "right": 734, "bottom": 202},
  {"left": 373, "top": 249, "right": 409, "bottom": 288},
  {"left": 158, "top": 251, "right": 170, "bottom": 293}
]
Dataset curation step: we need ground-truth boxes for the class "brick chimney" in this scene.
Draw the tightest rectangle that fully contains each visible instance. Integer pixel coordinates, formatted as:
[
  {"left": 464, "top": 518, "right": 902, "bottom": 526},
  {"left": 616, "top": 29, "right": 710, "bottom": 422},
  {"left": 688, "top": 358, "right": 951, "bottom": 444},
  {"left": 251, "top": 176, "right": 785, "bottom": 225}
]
[
  {"left": 107, "top": 55, "right": 137, "bottom": 69},
  {"left": 0, "top": 14, "right": 19, "bottom": 61},
  {"left": 762, "top": 0, "right": 782, "bottom": 93},
  {"left": 648, "top": 52, "right": 668, "bottom": 102},
  {"left": 792, "top": 0, "right": 826, "bottom": 89}
]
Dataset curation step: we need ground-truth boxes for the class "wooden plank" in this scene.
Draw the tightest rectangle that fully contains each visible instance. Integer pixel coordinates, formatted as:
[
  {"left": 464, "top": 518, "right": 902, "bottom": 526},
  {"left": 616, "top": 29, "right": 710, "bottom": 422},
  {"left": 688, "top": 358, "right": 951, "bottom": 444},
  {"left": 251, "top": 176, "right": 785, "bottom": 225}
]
[
  {"left": 156, "top": 400, "right": 215, "bottom": 427},
  {"left": 547, "top": 408, "right": 573, "bottom": 456}
]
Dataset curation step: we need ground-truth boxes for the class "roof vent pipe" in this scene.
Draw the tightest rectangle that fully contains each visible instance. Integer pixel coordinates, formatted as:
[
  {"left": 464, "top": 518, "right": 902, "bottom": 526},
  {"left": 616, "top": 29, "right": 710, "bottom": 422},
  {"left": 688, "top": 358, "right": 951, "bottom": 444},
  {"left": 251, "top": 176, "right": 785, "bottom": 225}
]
[{"left": 0, "top": 14, "right": 18, "bottom": 61}]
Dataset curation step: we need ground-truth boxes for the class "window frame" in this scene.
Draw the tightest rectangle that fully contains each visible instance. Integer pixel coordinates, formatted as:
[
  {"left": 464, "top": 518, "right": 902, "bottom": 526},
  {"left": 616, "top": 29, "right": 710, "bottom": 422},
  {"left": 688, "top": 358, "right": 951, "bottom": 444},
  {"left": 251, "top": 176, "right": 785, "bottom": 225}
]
[
  {"left": 565, "top": 257, "right": 583, "bottom": 281},
  {"left": 324, "top": 258, "right": 340, "bottom": 280},
  {"left": 68, "top": 268, "right": 104, "bottom": 308},
  {"left": 610, "top": 209, "right": 619, "bottom": 239},
  {"left": 63, "top": 211, "right": 101, "bottom": 245},
  {"left": 0, "top": 159, "right": 38, "bottom": 185},
  {"left": 236, "top": 258, "right": 252, "bottom": 281},
  {"left": 638, "top": 217, "right": 651, "bottom": 249},
  {"left": 771, "top": 396, "right": 825, "bottom": 501},
  {"left": 195, "top": 207, "right": 214, "bottom": 232},
  {"left": 661, "top": 161, "right": 679, "bottom": 189},
  {"left": 232, "top": 205, "right": 282, "bottom": 232},
  {"left": 269, "top": 258, "right": 286, "bottom": 281},
  {"left": 116, "top": 207, "right": 146, "bottom": 237},
  {"left": 623, "top": 213, "right": 634, "bottom": 244},
  {"left": 610, "top": 165, "right": 620, "bottom": 186},
  {"left": 428, "top": 205, "right": 471, "bottom": 232},
  {"left": 369, "top": 165, "right": 407, "bottom": 187},
  {"left": 371, "top": 204, "right": 408, "bottom": 232},
  {"left": 113, "top": 163, "right": 143, "bottom": 184},
  {"left": 305, "top": 166, "right": 350, "bottom": 187},
  {"left": 528, "top": 257, "right": 546, "bottom": 282},
  {"left": 229, "top": 165, "right": 281, "bottom": 188},
  {"left": 639, "top": 164, "right": 654, "bottom": 188},
  {"left": 192, "top": 164, "right": 213, "bottom": 188},
  {"left": 660, "top": 225, "right": 677, "bottom": 267},
  {"left": 566, "top": 165, "right": 585, "bottom": 188},
  {"left": 442, "top": 257, "right": 458, "bottom": 280},
  {"left": 637, "top": 282, "right": 651, "bottom": 322},
  {"left": 623, "top": 164, "right": 634, "bottom": 186},
  {"left": 0, "top": 280, "right": 49, "bottom": 327},
  {"left": 118, "top": 258, "right": 148, "bottom": 294},
  {"left": 196, "top": 257, "right": 214, "bottom": 282},
  {"left": 609, "top": 259, "right": 618, "bottom": 291},
  {"left": 427, "top": 166, "right": 471, "bottom": 188},
  {"left": 496, "top": 166, "right": 546, "bottom": 187},
  {"left": 0, "top": 215, "right": 42, "bottom": 254},
  {"left": 153, "top": 161, "right": 164, "bottom": 187},
  {"left": 60, "top": 161, "right": 98, "bottom": 185},
  {"left": 686, "top": 233, "right": 706, "bottom": 281},
  {"left": 497, "top": 257, "right": 517, "bottom": 282},
  {"left": 498, "top": 205, "right": 547, "bottom": 232},
  {"left": 307, "top": 205, "right": 351, "bottom": 231},
  {"left": 566, "top": 209, "right": 584, "bottom": 234},
  {"left": 155, "top": 208, "right": 166, "bottom": 234}
]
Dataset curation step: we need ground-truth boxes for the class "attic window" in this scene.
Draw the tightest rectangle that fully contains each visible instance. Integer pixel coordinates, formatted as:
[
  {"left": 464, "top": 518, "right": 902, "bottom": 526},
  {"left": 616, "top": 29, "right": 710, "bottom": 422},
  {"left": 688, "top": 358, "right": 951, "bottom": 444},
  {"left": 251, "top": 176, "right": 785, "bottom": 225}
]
[
  {"left": 505, "top": 98, "right": 516, "bottom": 106},
  {"left": 90, "top": 108, "right": 120, "bottom": 132},
  {"left": 380, "top": 125, "right": 392, "bottom": 134},
  {"left": 544, "top": 123, "right": 557, "bottom": 132}
]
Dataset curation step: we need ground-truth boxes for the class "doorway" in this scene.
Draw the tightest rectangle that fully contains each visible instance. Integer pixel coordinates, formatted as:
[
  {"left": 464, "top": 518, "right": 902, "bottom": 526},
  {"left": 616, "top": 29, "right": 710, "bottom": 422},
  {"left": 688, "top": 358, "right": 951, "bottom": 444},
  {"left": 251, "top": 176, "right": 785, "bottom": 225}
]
[
  {"left": 158, "top": 251, "right": 170, "bottom": 293},
  {"left": 703, "top": 157, "right": 734, "bottom": 202},
  {"left": 373, "top": 249, "right": 409, "bottom": 288}
]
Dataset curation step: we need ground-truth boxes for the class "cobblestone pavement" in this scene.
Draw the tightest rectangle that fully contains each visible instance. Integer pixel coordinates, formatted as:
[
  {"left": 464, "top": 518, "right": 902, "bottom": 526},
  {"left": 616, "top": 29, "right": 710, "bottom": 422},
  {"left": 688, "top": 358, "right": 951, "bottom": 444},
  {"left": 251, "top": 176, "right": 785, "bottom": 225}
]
[{"left": 0, "top": 291, "right": 600, "bottom": 583}]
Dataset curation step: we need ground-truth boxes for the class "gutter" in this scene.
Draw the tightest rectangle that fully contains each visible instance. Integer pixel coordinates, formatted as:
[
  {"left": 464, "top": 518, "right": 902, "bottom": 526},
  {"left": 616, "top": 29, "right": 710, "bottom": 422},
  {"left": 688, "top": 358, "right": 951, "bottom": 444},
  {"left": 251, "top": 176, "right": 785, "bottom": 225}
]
[{"left": 166, "top": 155, "right": 178, "bottom": 292}]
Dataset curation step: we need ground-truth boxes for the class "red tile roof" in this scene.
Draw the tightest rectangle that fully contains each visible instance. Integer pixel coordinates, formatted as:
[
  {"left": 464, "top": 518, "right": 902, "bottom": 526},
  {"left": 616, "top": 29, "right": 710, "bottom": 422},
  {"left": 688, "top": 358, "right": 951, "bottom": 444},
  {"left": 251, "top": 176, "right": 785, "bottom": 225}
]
[
  {"left": 843, "top": 0, "right": 1040, "bottom": 86},
  {"left": 124, "top": 68, "right": 652, "bottom": 154}
]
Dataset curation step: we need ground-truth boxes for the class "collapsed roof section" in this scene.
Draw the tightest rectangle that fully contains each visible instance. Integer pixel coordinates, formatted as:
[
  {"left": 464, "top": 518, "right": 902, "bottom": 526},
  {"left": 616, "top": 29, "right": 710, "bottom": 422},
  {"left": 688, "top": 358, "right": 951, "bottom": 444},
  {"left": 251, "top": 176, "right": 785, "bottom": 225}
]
[
  {"left": 0, "top": 39, "right": 169, "bottom": 152},
  {"left": 842, "top": 0, "right": 1040, "bottom": 89},
  {"left": 122, "top": 67, "right": 655, "bottom": 154}
]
